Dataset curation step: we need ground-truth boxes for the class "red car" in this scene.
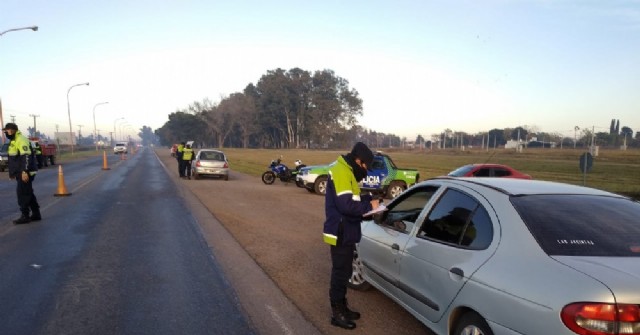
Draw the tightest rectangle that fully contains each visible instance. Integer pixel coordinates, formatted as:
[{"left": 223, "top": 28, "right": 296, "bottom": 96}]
[{"left": 447, "top": 163, "right": 532, "bottom": 179}]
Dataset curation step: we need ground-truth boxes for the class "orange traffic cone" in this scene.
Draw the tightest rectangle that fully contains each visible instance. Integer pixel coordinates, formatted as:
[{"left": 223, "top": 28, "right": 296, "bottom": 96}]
[
  {"left": 53, "top": 165, "right": 72, "bottom": 197},
  {"left": 102, "top": 151, "right": 110, "bottom": 170}
]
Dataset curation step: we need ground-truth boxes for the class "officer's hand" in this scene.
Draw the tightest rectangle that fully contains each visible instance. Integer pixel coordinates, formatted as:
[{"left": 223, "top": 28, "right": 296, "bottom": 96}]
[
  {"left": 21, "top": 172, "right": 29, "bottom": 182},
  {"left": 370, "top": 199, "right": 380, "bottom": 210}
]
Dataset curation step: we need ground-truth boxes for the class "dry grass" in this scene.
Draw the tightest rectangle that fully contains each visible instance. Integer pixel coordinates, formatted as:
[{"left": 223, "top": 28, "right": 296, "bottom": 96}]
[{"left": 205, "top": 146, "right": 640, "bottom": 198}]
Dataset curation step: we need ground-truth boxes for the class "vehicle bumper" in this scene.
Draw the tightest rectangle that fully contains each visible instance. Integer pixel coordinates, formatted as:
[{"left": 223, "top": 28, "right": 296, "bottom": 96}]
[
  {"left": 194, "top": 166, "right": 229, "bottom": 177},
  {"left": 296, "top": 173, "right": 318, "bottom": 188}
]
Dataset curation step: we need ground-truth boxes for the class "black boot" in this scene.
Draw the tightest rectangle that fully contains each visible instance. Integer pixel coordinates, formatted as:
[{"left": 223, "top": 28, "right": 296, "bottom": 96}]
[
  {"left": 13, "top": 215, "right": 31, "bottom": 224},
  {"left": 331, "top": 301, "right": 356, "bottom": 330},
  {"left": 30, "top": 209, "right": 42, "bottom": 221},
  {"left": 343, "top": 299, "right": 361, "bottom": 320}
]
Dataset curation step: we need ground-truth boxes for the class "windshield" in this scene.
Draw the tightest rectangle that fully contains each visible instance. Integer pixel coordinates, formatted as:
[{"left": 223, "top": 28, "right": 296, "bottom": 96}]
[
  {"left": 448, "top": 165, "right": 475, "bottom": 177},
  {"left": 511, "top": 195, "right": 640, "bottom": 257}
]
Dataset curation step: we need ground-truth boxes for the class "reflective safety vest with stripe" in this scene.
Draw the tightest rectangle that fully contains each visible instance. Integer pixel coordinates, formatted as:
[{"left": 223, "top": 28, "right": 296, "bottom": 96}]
[{"left": 182, "top": 148, "right": 194, "bottom": 160}]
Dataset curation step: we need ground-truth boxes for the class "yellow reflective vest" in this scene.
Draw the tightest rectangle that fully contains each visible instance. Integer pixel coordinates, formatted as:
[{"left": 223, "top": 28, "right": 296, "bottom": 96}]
[
  {"left": 182, "top": 147, "right": 194, "bottom": 161},
  {"left": 7, "top": 131, "right": 36, "bottom": 177}
]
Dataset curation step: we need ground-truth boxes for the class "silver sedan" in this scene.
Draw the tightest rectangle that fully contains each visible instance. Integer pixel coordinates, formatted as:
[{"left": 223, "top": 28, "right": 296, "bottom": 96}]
[
  {"left": 350, "top": 177, "right": 640, "bottom": 335},
  {"left": 191, "top": 149, "right": 229, "bottom": 180}
]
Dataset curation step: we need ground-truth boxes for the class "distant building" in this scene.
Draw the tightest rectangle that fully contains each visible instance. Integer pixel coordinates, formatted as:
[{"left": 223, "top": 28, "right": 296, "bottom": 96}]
[
  {"left": 504, "top": 140, "right": 525, "bottom": 150},
  {"left": 505, "top": 139, "right": 556, "bottom": 149}
]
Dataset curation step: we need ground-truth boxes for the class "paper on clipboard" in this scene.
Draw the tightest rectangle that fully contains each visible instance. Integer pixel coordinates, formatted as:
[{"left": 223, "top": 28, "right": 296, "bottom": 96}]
[{"left": 363, "top": 203, "right": 387, "bottom": 217}]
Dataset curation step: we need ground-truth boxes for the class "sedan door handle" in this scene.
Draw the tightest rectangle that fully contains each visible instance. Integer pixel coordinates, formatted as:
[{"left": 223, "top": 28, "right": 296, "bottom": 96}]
[
  {"left": 391, "top": 243, "right": 399, "bottom": 251},
  {"left": 449, "top": 267, "right": 464, "bottom": 277}
]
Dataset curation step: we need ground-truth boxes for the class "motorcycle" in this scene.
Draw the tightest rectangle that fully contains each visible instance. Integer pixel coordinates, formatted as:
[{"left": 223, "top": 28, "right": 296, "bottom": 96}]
[{"left": 261, "top": 157, "right": 306, "bottom": 186}]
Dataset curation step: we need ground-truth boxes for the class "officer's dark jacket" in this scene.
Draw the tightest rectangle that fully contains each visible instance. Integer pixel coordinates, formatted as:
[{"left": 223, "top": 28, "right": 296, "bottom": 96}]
[{"left": 323, "top": 155, "right": 373, "bottom": 246}]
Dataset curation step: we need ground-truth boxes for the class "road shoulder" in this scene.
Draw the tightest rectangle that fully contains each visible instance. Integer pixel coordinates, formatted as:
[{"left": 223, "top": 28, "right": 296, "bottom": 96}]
[{"left": 155, "top": 150, "right": 322, "bottom": 335}]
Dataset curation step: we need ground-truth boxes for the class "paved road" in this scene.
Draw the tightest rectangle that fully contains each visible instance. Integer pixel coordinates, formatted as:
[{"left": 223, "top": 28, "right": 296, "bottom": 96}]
[
  {"left": 156, "top": 149, "right": 435, "bottom": 335},
  {"left": 1, "top": 148, "right": 434, "bottom": 335},
  {"left": 0, "top": 149, "right": 258, "bottom": 335}
]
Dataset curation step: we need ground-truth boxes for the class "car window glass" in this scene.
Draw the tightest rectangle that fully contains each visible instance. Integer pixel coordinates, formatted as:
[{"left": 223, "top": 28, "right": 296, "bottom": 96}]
[
  {"left": 200, "top": 152, "right": 208, "bottom": 159},
  {"left": 493, "top": 168, "right": 510, "bottom": 177},
  {"left": 372, "top": 158, "right": 385, "bottom": 170},
  {"left": 511, "top": 195, "right": 640, "bottom": 256},
  {"left": 379, "top": 185, "right": 439, "bottom": 234},
  {"left": 418, "top": 188, "right": 493, "bottom": 249},
  {"left": 448, "top": 165, "right": 474, "bottom": 177},
  {"left": 474, "top": 168, "right": 491, "bottom": 177},
  {"left": 463, "top": 206, "right": 493, "bottom": 249}
]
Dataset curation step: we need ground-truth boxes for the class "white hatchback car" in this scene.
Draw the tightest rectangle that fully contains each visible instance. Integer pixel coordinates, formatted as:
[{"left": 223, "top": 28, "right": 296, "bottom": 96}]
[{"left": 350, "top": 177, "right": 640, "bottom": 335}]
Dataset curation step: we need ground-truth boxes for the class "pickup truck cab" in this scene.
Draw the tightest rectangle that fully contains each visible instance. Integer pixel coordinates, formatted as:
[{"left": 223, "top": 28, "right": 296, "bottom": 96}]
[{"left": 296, "top": 152, "right": 419, "bottom": 199}]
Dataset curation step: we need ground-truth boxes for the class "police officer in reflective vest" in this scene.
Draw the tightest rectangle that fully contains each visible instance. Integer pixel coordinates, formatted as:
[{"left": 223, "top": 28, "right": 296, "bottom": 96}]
[
  {"left": 34, "top": 141, "right": 44, "bottom": 168},
  {"left": 323, "top": 142, "right": 379, "bottom": 330},
  {"left": 176, "top": 142, "right": 185, "bottom": 178},
  {"left": 3, "top": 123, "right": 41, "bottom": 224},
  {"left": 182, "top": 143, "right": 194, "bottom": 179}
]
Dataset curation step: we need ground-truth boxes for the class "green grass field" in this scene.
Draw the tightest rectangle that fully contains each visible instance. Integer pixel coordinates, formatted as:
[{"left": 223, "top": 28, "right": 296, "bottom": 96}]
[{"left": 218, "top": 146, "right": 640, "bottom": 199}]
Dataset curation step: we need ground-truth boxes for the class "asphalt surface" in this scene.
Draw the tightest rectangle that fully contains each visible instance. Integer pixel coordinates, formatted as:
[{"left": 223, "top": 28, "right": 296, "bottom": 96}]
[
  {"left": 0, "top": 149, "right": 257, "bottom": 335},
  {"left": 156, "top": 149, "right": 434, "bottom": 335},
  {"left": 1, "top": 148, "right": 434, "bottom": 335}
]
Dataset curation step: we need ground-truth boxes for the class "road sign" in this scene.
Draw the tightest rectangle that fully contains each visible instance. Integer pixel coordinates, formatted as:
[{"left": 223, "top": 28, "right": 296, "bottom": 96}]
[{"left": 579, "top": 152, "right": 593, "bottom": 173}]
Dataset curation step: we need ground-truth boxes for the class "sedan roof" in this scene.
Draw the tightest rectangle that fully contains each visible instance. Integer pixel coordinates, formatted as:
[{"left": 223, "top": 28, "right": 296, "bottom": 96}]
[{"left": 429, "top": 177, "right": 623, "bottom": 198}]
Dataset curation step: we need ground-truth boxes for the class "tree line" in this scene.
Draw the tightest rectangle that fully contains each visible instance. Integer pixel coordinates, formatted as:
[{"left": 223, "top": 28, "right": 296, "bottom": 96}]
[
  {"left": 155, "top": 67, "right": 367, "bottom": 149},
  {"left": 152, "top": 67, "right": 639, "bottom": 150}
]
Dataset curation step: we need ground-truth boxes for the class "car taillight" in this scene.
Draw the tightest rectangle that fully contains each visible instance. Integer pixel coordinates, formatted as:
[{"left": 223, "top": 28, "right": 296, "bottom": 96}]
[
  {"left": 223, "top": 162, "right": 228, "bottom": 168},
  {"left": 561, "top": 302, "right": 640, "bottom": 335},
  {"left": 196, "top": 161, "right": 201, "bottom": 167}
]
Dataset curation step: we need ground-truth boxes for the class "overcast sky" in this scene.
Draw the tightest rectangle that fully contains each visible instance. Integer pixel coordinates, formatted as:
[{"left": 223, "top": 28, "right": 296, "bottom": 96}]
[{"left": 2, "top": 0, "right": 639, "bottom": 141}]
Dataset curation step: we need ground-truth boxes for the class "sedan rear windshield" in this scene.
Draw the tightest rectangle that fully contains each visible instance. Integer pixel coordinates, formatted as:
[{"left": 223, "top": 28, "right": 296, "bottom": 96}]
[
  {"left": 199, "top": 152, "right": 224, "bottom": 161},
  {"left": 511, "top": 195, "right": 640, "bottom": 257}
]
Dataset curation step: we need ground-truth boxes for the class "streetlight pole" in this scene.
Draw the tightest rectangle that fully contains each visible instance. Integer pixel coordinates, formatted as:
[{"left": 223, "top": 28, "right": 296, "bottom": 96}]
[
  {"left": 67, "top": 82, "right": 89, "bottom": 155},
  {"left": 574, "top": 126, "right": 580, "bottom": 149},
  {"left": 113, "top": 118, "right": 124, "bottom": 145},
  {"left": 119, "top": 122, "right": 129, "bottom": 143},
  {"left": 1, "top": 25, "right": 39, "bottom": 144},
  {"left": 93, "top": 102, "right": 109, "bottom": 151},
  {"left": 0, "top": 26, "right": 38, "bottom": 37}
]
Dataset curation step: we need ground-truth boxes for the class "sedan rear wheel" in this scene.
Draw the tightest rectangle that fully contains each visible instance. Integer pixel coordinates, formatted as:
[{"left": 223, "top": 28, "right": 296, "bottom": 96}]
[
  {"left": 347, "top": 250, "right": 371, "bottom": 291},
  {"left": 454, "top": 312, "right": 494, "bottom": 335}
]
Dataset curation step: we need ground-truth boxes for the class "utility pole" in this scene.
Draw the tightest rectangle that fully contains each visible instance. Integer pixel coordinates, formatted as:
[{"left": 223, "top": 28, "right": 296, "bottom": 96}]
[
  {"left": 77, "top": 124, "right": 83, "bottom": 145},
  {"left": 29, "top": 114, "right": 40, "bottom": 135}
]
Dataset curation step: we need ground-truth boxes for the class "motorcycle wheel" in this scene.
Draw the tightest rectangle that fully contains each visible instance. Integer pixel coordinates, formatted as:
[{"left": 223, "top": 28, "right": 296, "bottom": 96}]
[{"left": 262, "top": 171, "right": 276, "bottom": 184}]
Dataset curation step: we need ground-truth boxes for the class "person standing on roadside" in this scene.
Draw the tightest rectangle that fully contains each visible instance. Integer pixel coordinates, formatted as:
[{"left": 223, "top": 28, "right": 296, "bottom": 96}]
[
  {"left": 34, "top": 141, "right": 44, "bottom": 168},
  {"left": 323, "top": 142, "right": 379, "bottom": 330},
  {"left": 3, "top": 123, "right": 41, "bottom": 224},
  {"left": 176, "top": 141, "right": 185, "bottom": 178},
  {"left": 182, "top": 143, "right": 194, "bottom": 179}
]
